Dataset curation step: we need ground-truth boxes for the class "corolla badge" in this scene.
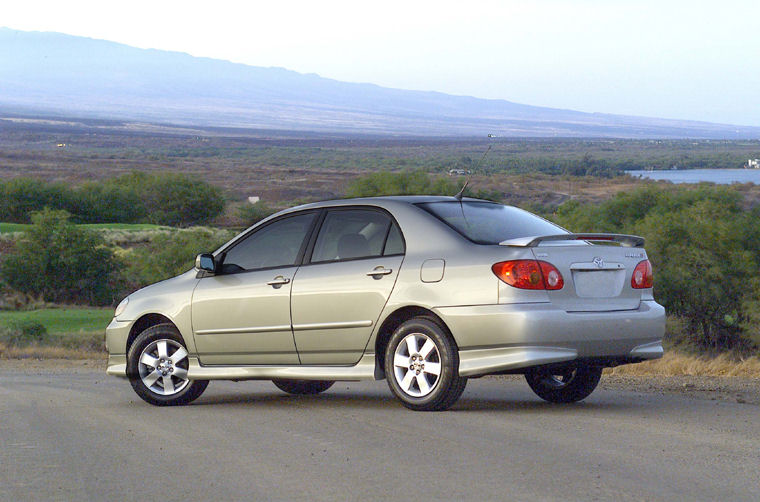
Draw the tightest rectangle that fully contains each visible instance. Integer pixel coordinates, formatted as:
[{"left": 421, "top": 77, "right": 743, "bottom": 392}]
[{"left": 592, "top": 256, "right": 605, "bottom": 268}]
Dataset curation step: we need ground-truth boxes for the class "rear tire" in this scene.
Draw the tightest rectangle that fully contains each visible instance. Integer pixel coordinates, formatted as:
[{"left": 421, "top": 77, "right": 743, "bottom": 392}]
[
  {"left": 272, "top": 379, "right": 335, "bottom": 395},
  {"left": 525, "top": 365, "right": 602, "bottom": 403},
  {"left": 127, "top": 324, "right": 208, "bottom": 406},
  {"left": 385, "top": 317, "right": 467, "bottom": 411}
]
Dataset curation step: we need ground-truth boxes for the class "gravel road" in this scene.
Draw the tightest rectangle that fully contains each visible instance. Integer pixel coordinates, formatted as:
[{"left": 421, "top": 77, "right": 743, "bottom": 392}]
[{"left": 1, "top": 361, "right": 758, "bottom": 501}]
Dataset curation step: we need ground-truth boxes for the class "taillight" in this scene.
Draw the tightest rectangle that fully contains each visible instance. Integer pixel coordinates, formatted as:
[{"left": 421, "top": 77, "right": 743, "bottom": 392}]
[
  {"left": 631, "top": 260, "right": 653, "bottom": 289},
  {"left": 492, "top": 260, "right": 564, "bottom": 290}
]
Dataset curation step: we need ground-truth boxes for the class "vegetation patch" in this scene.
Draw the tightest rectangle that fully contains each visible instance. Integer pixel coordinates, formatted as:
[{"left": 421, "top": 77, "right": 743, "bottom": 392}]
[
  {"left": 0, "top": 307, "right": 112, "bottom": 335},
  {"left": 605, "top": 352, "right": 760, "bottom": 378}
]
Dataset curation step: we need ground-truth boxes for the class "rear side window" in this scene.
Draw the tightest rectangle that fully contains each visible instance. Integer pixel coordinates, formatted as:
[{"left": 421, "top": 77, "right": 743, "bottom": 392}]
[
  {"left": 311, "top": 209, "right": 396, "bottom": 262},
  {"left": 383, "top": 223, "right": 405, "bottom": 255},
  {"left": 417, "top": 201, "right": 566, "bottom": 245}
]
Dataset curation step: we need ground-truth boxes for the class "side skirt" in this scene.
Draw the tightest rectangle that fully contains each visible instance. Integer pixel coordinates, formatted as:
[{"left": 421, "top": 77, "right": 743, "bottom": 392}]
[{"left": 187, "top": 353, "right": 378, "bottom": 381}]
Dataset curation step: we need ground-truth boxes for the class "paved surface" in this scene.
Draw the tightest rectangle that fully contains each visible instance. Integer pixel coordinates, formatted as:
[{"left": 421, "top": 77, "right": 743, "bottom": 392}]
[{"left": 1, "top": 368, "right": 758, "bottom": 501}]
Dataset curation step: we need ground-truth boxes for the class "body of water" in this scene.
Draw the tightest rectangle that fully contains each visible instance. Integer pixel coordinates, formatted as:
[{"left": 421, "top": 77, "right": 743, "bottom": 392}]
[{"left": 626, "top": 169, "right": 760, "bottom": 184}]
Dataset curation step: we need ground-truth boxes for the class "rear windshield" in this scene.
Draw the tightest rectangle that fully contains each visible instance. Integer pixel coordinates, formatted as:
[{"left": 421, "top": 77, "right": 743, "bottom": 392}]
[{"left": 417, "top": 201, "right": 567, "bottom": 245}]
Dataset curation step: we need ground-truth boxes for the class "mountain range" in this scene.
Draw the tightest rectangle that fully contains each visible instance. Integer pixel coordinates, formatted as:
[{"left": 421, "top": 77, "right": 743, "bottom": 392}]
[{"left": 1, "top": 27, "right": 758, "bottom": 138}]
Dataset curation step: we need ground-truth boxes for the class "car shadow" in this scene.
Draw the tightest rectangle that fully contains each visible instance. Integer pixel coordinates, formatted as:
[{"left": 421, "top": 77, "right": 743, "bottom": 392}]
[{"left": 190, "top": 389, "right": 649, "bottom": 414}]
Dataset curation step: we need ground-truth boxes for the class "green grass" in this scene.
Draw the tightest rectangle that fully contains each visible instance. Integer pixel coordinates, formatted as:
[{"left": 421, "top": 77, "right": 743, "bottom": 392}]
[
  {"left": 0, "top": 308, "right": 113, "bottom": 335},
  {"left": 0, "top": 222, "right": 165, "bottom": 234},
  {"left": 0, "top": 223, "right": 30, "bottom": 233}
]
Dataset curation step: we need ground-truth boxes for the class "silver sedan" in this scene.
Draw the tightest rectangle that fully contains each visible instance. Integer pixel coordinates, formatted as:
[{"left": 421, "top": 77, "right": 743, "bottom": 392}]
[{"left": 106, "top": 196, "right": 664, "bottom": 411}]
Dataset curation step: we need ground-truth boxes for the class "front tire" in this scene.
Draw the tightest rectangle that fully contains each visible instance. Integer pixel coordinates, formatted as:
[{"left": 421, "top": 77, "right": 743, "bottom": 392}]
[
  {"left": 127, "top": 324, "right": 208, "bottom": 406},
  {"left": 272, "top": 379, "right": 335, "bottom": 395},
  {"left": 525, "top": 365, "right": 602, "bottom": 403},
  {"left": 385, "top": 317, "right": 467, "bottom": 411}
]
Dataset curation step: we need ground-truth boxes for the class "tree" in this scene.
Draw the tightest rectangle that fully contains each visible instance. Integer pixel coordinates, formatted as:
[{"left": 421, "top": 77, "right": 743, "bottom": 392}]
[{"left": 0, "top": 209, "right": 122, "bottom": 305}]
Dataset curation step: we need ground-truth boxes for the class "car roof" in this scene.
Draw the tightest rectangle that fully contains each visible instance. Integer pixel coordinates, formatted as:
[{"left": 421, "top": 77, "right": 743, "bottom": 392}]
[{"left": 284, "top": 195, "right": 495, "bottom": 212}]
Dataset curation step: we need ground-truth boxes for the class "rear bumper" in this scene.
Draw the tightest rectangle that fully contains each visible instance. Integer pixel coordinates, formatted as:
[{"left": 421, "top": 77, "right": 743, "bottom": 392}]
[{"left": 434, "top": 300, "right": 665, "bottom": 377}]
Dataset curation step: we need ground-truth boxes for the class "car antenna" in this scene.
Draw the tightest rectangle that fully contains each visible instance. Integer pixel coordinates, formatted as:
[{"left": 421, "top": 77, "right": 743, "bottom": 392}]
[
  {"left": 454, "top": 140, "right": 493, "bottom": 200},
  {"left": 454, "top": 136, "right": 494, "bottom": 232}
]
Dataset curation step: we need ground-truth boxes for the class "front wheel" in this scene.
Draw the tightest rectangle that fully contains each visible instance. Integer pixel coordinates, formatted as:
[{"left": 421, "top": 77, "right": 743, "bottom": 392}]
[
  {"left": 127, "top": 324, "right": 209, "bottom": 406},
  {"left": 525, "top": 365, "right": 602, "bottom": 403},
  {"left": 385, "top": 317, "right": 467, "bottom": 411}
]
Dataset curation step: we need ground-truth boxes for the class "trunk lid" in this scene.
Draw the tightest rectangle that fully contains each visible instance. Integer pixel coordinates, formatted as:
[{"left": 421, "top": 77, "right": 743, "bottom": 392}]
[{"left": 530, "top": 243, "right": 648, "bottom": 312}]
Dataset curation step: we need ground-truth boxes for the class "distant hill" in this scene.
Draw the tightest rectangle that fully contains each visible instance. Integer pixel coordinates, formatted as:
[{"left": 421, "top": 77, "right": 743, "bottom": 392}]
[{"left": 1, "top": 27, "right": 758, "bottom": 138}]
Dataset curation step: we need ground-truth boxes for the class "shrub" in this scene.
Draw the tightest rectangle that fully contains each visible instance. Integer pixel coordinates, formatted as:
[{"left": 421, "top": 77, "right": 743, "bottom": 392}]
[
  {"left": 125, "top": 228, "right": 234, "bottom": 287},
  {"left": 0, "top": 173, "right": 227, "bottom": 227},
  {"left": 0, "top": 178, "right": 74, "bottom": 223},
  {"left": 0, "top": 209, "right": 123, "bottom": 305},
  {"left": 114, "top": 172, "right": 226, "bottom": 226},
  {"left": 237, "top": 202, "right": 276, "bottom": 226},
  {"left": 69, "top": 182, "right": 146, "bottom": 223},
  {"left": 0, "top": 319, "right": 48, "bottom": 347}
]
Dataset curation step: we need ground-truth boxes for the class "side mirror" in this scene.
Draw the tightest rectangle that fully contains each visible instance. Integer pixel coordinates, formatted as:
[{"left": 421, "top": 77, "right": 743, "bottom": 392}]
[{"left": 195, "top": 253, "right": 216, "bottom": 273}]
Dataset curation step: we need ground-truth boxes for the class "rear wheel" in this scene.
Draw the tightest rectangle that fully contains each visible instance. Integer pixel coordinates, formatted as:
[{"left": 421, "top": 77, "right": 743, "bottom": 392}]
[
  {"left": 127, "top": 324, "right": 208, "bottom": 406},
  {"left": 525, "top": 365, "right": 602, "bottom": 403},
  {"left": 385, "top": 317, "right": 467, "bottom": 411},
  {"left": 272, "top": 379, "right": 334, "bottom": 395}
]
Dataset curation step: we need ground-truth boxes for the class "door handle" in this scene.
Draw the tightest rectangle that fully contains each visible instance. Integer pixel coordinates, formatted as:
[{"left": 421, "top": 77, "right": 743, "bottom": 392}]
[
  {"left": 366, "top": 267, "right": 393, "bottom": 278},
  {"left": 267, "top": 276, "right": 291, "bottom": 288}
]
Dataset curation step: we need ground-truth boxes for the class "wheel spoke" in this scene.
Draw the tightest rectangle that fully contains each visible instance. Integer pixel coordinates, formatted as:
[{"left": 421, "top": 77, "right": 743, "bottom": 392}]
[
  {"left": 143, "top": 370, "right": 161, "bottom": 388},
  {"left": 419, "top": 339, "right": 436, "bottom": 359},
  {"left": 400, "top": 370, "right": 415, "bottom": 392},
  {"left": 394, "top": 353, "right": 410, "bottom": 368},
  {"left": 140, "top": 353, "right": 159, "bottom": 368},
  {"left": 423, "top": 362, "right": 441, "bottom": 376},
  {"left": 172, "top": 367, "right": 188, "bottom": 380},
  {"left": 162, "top": 375, "right": 175, "bottom": 394},
  {"left": 416, "top": 373, "right": 431, "bottom": 394},
  {"left": 169, "top": 346, "right": 188, "bottom": 365},
  {"left": 156, "top": 340, "right": 169, "bottom": 359},
  {"left": 405, "top": 335, "right": 419, "bottom": 355}
]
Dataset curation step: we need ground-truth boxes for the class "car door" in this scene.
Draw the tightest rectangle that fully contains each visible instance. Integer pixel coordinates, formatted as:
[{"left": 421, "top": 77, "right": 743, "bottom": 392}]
[
  {"left": 290, "top": 208, "right": 405, "bottom": 364},
  {"left": 191, "top": 211, "right": 317, "bottom": 365}
]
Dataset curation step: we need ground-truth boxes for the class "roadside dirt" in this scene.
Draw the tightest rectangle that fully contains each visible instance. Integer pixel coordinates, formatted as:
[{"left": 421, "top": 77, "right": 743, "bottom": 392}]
[{"left": 2, "top": 358, "right": 758, "bottom": 405}]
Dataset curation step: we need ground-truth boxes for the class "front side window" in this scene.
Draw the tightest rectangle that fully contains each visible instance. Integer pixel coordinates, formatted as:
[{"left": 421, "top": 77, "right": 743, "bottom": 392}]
[
  {"left": 417, "top": 201, "right": 566, "bottom": 245},
  {"left": 220, "top": 212, "right": 316, "bottom": 273},
  {"left": 311, "top": 209, "right": 396, "bottom": 262}
]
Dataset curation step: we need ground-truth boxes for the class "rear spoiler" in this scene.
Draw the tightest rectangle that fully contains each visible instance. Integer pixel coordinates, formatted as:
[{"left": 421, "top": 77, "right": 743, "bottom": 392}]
[{"left": 499, "top": 233, "right": 645, "bottom": 248}]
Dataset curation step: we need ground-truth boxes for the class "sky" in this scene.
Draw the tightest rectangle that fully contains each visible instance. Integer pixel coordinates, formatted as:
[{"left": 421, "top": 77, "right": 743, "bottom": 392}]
[{"left": 4, "top": 0, "right": 760, "bottom": 126}]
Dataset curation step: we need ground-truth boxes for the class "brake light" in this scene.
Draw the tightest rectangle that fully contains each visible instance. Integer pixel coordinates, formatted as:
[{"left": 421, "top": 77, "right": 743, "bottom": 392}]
[
  {"left": 631, "top": 260, "right": 653, "bottom": 289},
  {"left": 492, "top": 260, "right": 564, "bottom": 290}
]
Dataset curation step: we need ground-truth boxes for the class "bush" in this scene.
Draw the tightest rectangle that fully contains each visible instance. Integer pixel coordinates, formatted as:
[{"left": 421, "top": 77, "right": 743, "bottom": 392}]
[
  {"left": 237, "top": 202, "right": 276, "bottom": 226},
  {"left": 0, "top": 209, "right": 123, "bottom": 305},
  {"left": 0, "top": 178, "right": 74, "bottom": 223},
  {"left": 0, "top": 319, "right": 48, "bottom": 347},
  {"left": 125, "top": 228, "right": 234, "bottom": 287},
  {"left": 69, "top": 182, "right": 146, "bottom": 223},
  {"left": 0, "top": 172, "right": 227, "bottom": 227},
  {"left": 114, "top": 172, "right": 226, "bottom": 226}
]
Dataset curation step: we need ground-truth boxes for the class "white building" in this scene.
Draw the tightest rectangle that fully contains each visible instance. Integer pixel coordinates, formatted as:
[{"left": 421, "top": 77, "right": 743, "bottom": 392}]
[{"left": 747, "top": 159, "right": 760, "bottom": 169}]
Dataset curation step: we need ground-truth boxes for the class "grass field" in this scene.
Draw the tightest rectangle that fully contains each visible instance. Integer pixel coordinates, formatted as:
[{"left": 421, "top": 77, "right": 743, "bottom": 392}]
[
  {"left": 0, "top": 307, "right": 113, "bottom": 334},
  {"left": 0, "top": 222, "right": 165, "bottom": 234}
]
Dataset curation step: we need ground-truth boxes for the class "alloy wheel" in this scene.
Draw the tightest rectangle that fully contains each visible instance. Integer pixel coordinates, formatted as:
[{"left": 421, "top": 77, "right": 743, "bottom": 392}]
[
  {"left": 392, "top": 332, "right": 441, "bottom": 398},
  {"left": 138, "top": 339, "right": 190, "bottom": 396}
]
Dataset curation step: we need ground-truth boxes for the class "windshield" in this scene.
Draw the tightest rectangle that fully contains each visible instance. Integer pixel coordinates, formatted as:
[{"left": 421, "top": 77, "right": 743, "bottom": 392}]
[{"left": 417, "top": 201, "right": 567, "bottom": 244}]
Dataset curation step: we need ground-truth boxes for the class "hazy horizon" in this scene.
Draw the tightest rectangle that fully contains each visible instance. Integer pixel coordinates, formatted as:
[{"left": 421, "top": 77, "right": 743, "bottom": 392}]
[{"left": 3, "top": 0, "right": 759, "bottom": 127}]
